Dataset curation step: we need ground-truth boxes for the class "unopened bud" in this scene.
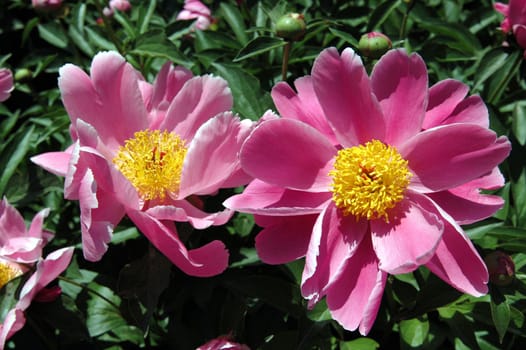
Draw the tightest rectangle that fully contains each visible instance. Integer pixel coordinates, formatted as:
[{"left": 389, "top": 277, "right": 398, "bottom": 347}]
[
  {"left": 14, "top": 68, "right": 33, "bottom": 83},
  {"left": 358, "top": 32, "right": 392, "bottom": 59},
  {"left": 485, "top": 251, "right": 515, "bottom": 286},
  {"left": 276, "top": 13, "right": 306, "bottom": 41}
]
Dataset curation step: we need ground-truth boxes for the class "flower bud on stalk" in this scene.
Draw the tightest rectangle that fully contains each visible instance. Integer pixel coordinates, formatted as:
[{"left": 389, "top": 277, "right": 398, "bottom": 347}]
[
  {"left": 358, "top": 32, "right": 392, "bottom": 59},
  {"left": 484, "top": 251, "right": 515, "bottom": 286},
  {"left": 276, "top": 13, "right": 306, "bottom": 42}
]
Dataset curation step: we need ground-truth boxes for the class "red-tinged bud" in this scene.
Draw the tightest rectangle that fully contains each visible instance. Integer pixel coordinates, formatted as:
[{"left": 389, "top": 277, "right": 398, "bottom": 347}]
[
  {"left": 485, "top": 251, "right": 515, "bottom": 286},
  {"left": 276, "top": 13, "right": 306, "bottom": 41},
  {"left": 358, "top": 32, "right": 392, "bottom": 59}
]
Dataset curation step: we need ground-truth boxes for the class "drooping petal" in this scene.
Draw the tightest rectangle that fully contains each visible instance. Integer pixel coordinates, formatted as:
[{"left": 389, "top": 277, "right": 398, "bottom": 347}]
[
  {"left": 179, "top": 112, "right": 252, "bottom": 198},
  {"left": 223, "top": 179, "right": 331, "bottom": 216},
  {"left": 428, "top": 168, "right": 505, "bottom": 224},
  {"left": 0, "top": 198, "right": 28, "bottom": 245},
  {"left": 312, "top": 47, "right": 385, "bottom": 146},
  {"left": 326, "top": 236, "right": 387, "bottom": 335},
  {"left": 58, "top": 52, "right": 148, "bottom": 151},
  {"left": 301, "top": 203, "right": 368, "bottom": 305},
  {"left": 255, "top": 214, "right": 317, "bottom": 264},
  {"left": 160, "top": 75, "right": 232, "bottom": 141},
  {"left": 0, "top": 309, "right": 25, "bottom": 349},
  {"left": 127, "top": 210, "right": 228, "bottom": 277},
  {"left": 371, "top": 49, "right": 428, "bottom": 145},
  {"left": 240, "top": 118, "right": 336, "bottom": 192},
  {"left": 401, "top": 124, "right": 511, "bottom": 192},
  {"left": 272, "top": 76, "right": 337, "bottom": 144},
  {"left": 425, "top": 202, "right": 488, "bottom": 296},
  {"left": 371, "top": 192, "right": 443, "bottom": 275}
]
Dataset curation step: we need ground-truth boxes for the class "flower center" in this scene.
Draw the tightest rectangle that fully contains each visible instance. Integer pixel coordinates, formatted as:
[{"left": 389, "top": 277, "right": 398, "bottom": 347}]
[
  {"left": 329, "top": 139, "right": 412, "bottom": 222},
  {"left": 113, "top": 130, "right": 187, "bottom": 201},
  {"left": 0, "top": 262, "right": 22, "bottom": 290}
]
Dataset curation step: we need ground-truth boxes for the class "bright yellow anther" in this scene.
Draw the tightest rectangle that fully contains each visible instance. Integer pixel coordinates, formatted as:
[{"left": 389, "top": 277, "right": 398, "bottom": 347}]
[
  {"left": 329, "top": 140, "right": 412, "bottom": 222},
  {"left": 113, "top": 130, "right": 187, "bottom": 201},
  {"left": 0, "top": 261, "right": 22, "bottom": 289}
]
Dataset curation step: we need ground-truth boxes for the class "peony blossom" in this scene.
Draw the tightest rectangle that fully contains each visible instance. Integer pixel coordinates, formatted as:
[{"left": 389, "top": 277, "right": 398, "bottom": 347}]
[
  {"left": 177, "top": 0, "right": 214, "bottom": 31},
  {"left": 32, "top": 51, "right": 254, "bottom": 277},
  {"left": 495, "top": 0, "right": 526, "bottom": 57},
  {"left": 103, "top": 0, "right": 132, "bottom": 17},
  {"left": 31, "top": 0, "right": 62, "bottom": 11},
  {"left": 196, "top": 335, "right": 250, "bottom": 350},
  {"left": 225, "top": 47, "right": 511, "bottom": 334},
  {"left": 0, "top": 198, "right": 73, "bottom": 349},
  {"left": 0, "top": 69, "right": 13, "bottom": 103}
]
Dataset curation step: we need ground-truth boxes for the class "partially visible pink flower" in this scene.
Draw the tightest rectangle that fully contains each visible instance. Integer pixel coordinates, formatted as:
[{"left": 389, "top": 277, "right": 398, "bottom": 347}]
[
  {"left": 177, "top": 0, "right": 214, "bottom": 30},
  {"left": 0, "top": 69, "right": 13, "bottom": 103},
  {"left": 495, "top": 0, "right": 526, "bottom": 56},
  {"left": 32, "top": 51, "right": 254, "bottom": 277},
  {"left": 31, "top": 0, "right": 62, "bottom": 11},
  {"left": 103, "top": 0, "right": 131, "bottom": 17},
  {"left": 225, "top": 47, "right": 511, "bottom": 334},
  {"left": 197, "top": 335, "right": 250, "bottom": 350},
  {"left": 0, "top": 198, "right": 74, "bottom": 349}
]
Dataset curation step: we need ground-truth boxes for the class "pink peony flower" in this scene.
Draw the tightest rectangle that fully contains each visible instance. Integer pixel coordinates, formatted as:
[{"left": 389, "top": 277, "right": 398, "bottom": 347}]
[
  {"left": 103, "top": 0, "right": 131, "bottom": 17},
  {"left": 31, "top": 0, "right": 62, "bottom": 11},
  {"left": 32, "top": 51, "right": 254, "bottom": 277},
  {"left": 0, "top": 69, "right": 13, "bottom": 103},
  {"left": 225, "top": 47, "right": 511, "bottom": 334},
  {"left": 177, "top": 0, "right": 214, "bottom": 30},
  {"left": 495, "top": 0, "right": 526, "bottom": 56},
  {"left": 197, "top": 335, "right": 250, "bottom": 350},
  {"left": 0, "top": 198, "right": 74, "bottom": 349}
]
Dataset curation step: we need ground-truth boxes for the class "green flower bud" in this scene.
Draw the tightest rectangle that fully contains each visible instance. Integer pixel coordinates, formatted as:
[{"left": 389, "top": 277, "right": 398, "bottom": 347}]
[
  {"left": 276, "top": 13, "right": 306, "bottom": 41},
  {"left": 484, "top": 251, "right": 515, "bottom": 287},
  {"left": 358, "top": 32, "right": 392, "bottom": 59},
  {"left": 14, "top": 68, "right": 33, "bottom": 83}
]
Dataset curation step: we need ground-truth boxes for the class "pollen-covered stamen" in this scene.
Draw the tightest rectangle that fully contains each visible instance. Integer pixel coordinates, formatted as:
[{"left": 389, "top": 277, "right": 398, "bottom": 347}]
[
  {"left": 0, "top": 261, "right": 22, "bottom": 289},
  {"left": 113, "top": 130, "right": 187, "bottom": 201},
  {"left": 329, "top": 139, "right": 412, "bottom": 222}
]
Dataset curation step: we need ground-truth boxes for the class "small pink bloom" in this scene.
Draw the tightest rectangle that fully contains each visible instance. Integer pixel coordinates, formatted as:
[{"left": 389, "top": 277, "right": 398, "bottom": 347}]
[
  {"left": 225, "top": 47, "right": 511, "bottom": 335},
  {"left": 495, "top": 0, "right": 526, "bottom": 54},
  {"left": 31, "top": 0, "right": 62, "bottom": 11},
  {"left": 0, "top": 199, "right": 74, "bottom": 349},
  {"left": 0, "top": 69, "right": 13, "bottom": 103},
  {"left": 197, "top": 335, "right": 250, "bottom": 350},
  {"left": 32, "top": 51, "right": 254, "bottom": 277},
  {"left": 103, "top": 0, "right": 131, "bottom": 17},
  {"left": 177, "top": 0, "right": 214, "bottom": 30}
]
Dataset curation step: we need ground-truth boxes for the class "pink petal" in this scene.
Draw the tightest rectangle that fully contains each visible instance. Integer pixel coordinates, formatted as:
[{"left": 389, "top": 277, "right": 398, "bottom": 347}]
[
  {"left": 514, "top": 24, "right": 526, "bottom": 49},
  {"left": 371, "top": 192, "right": 443, "bottom": 274},
  {"left": 494, "top": 3, "right": 509, "bottom": 17},
  {"left": 371, "top": 49, "right": 428, "bottom": 145},
  {"left": 240, "top": 118, "right": 336, "bottom": 192},
  {"left": 425, "top": 204, "right": 488, "bottom": 296},
  {"left": 59, "top": 52, "right": 148, "bottom": 151},
  {"left": 30, "top": 149, "right": 72, "bottom": 177},
  {"left": 145, "top": 199, "right": 233, "bottom": 229},
  {"left": 428, "top": 168, "right": 505, "bottom": 224},
  {"left": 271, "top": 77, "right": 337, "bottom": 145},
  {"left": 401, "top": 124, "right": 511, "bottom": 192},
  {"left": 0, "top": 309, "right": 25, "bottom": 348},
  {"left": 0, "top": 68, "right": 14, "bottom": 102},
  {"left": 509, "top": 0, "right": 526, "bottom": 27},
  {"left": 424, "top": 79, "right": 469, "bottom": 128},
  {"left": 179, "top": 113, "right": 252, "bottom": 198},
  {"left": 301, "top": 203, "right": 367, "bottom": 305},
  {"left": 326, "top": 236, "right": 387, "bottom": 335},
  {"left": 255, "top": 214, "right": 317, "bottom": 264},
  {"left": 223, "top": 179, "right": 331, "bottom": 216},
  {"left": 18, "top": 247, "right": 74, "bottom": 310},
  {"left": 312, "top": 47, "right": 385, "bottom": 146},
  {"left": 127, "top": 210, "right": 228, "bottom": 277},
  {"left": 160, "top": 75, "right": 232, "bottom": 141},
  {"left": 0, "top": 198, "right": 28, "bottom": 244}
]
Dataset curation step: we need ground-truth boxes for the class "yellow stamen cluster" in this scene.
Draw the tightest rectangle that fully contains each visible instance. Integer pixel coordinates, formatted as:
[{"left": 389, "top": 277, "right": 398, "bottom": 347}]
[
  {"left": 113, "top": 130, "right": 187, "bottom": 201},
  {"left": 0, "top": 262, "right": 22, "bottom": 289},
  {"left": 329, "top": 139, "right": 412, "bottom": 222}
]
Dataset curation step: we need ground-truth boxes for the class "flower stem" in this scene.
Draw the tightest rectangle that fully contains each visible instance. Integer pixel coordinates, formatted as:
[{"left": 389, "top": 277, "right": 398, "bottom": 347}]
[
  {"left": 399, "top": 0, "right": 415, "bottom": 42},
  {"left": 281, "top": 41, "right": 292, "bottom": 81},
  {"left": 58, "top": 276, "right": 121, "bottom": 311}
]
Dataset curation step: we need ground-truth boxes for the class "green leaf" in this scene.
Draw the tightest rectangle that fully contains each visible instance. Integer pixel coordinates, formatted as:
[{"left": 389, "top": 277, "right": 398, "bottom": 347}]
[
  {"left": 328, "top": 27, "right": 359, "bottom": 47},
  {"left": 86, "top": 284, "right": 125, "bottom": 338},
  {"left": 512, "top": 102, "right": 526, "bottom": 145},
  {"left": 219, "top": 2, "right": 249, "bottom": 45},
  {"left": 490, "top": 290, "right": 510, "bottom": 343},
  {"left": 69, "top": 25, "right": 94, "bottom": 57},
  {"left": 38, "top": 22, "right": 69, "bottom": 49},
  {"left": 485, "top": 51, "right": 522, "bottom": 104},
  {"left": 85, "top": 27, "right": 117, "bottom": 51},
  {"left": 0, "top": 126, "right": 34, "bottom": 195},
  {"left": 340, "top": 338, "right": 380, "bottom": 350},
  {"left": 473, "top": 49, "right": 509, "bottom": 92},
  {"left": 307, "top": 298, "right": 332, "bottom": 322},
  {"left": 234, "top": 36, "right": 286, "bottom": 62},
  {"left": 367, "top": 0, "right": 402, "bottom": 32},
  {"left": 211, "top": 63, "right": 273, "bottom": 120},
  {"left": 400, "top": 317, "right": 429, "bottom": 348},
  {"left": 416, "top": 19, "right": 480, "bottom": 55},
  {"left": 113, "top": 10, "right": 136, "bottom": 40},
  {"left": 138, "top": 0, "right": 157, "bottom": 34},
  {"left": 131, "top": 29, "right": 191, "bottom": 68}
]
